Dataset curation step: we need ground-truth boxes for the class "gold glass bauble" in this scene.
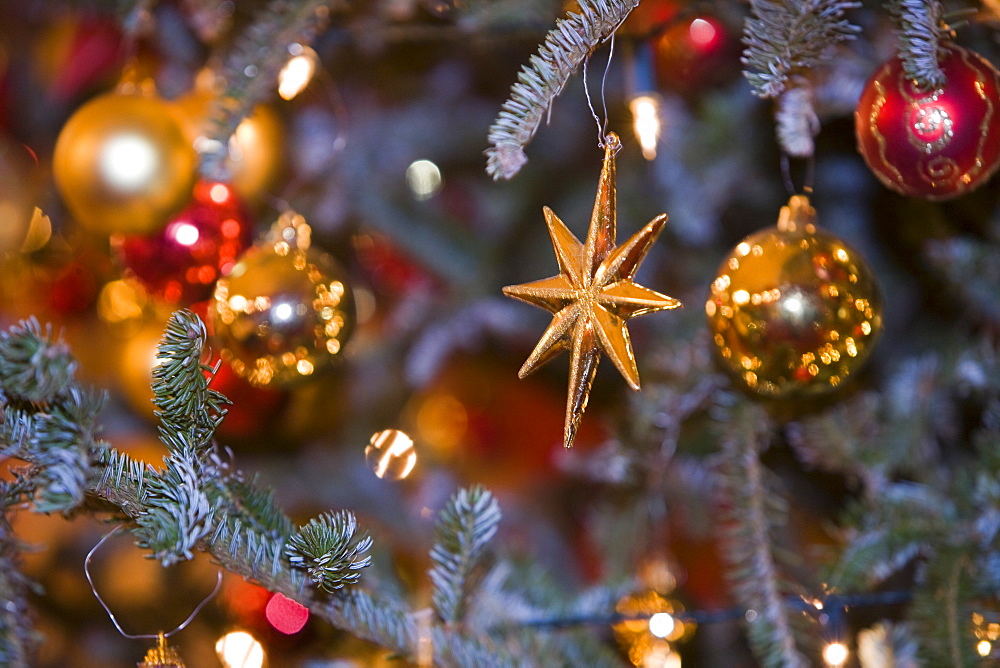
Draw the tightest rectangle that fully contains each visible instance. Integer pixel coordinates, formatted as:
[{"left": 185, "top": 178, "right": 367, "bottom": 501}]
[
  {"left": 706, "top": 196, "right": 883, "bottom": 398},
  {"left": 212, "top": 211, "right": 355, "bottom": 387},
  {"left": 175, "top": 89, "right": 284, "bottom": 201},
  {"left": 53, "top": 92, "right": 197, "bottom": 235}
]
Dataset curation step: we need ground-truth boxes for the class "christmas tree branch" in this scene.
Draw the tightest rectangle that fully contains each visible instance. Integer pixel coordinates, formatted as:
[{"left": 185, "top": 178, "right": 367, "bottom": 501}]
[
  {"left": 0, "top": 313, "right": 571, "bottom": 665},
  {"left": 484, "top": 0, "right": 640, "bottom": 180},
  {"left": 775, "top": 80, "right": 819, "bottom": 157},
  {"left": 885, "top": 0, "right": 946, "bottom": 90},
  {"left": 429, "top": 485, "right": 502, "bottom": 625},
  {"left": 201, "top": 0, "right": 335, "bottom": 180},
  {"left": 826, "top": 482, "right": 949, "bottom": 591},
  {"left": 742, "top": 0, "right": 860, "bottom": 99},
  {"left": 908, "top": 549, "right": 979, "bottom": 665},
  {"left": 716, "top": 398, "right": 810, "bottom": 668}
]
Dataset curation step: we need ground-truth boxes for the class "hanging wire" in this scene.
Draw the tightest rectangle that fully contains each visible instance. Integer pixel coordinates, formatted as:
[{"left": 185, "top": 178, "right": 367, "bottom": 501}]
[
  {"left": 583, "top": 33, "right": 619, "bottom": 150},
  {"left": 780, "top": 152, "right": 815, "bottom": 197},
  {"left": 84, "top": 524, "right": 223, "bottom": 640}
]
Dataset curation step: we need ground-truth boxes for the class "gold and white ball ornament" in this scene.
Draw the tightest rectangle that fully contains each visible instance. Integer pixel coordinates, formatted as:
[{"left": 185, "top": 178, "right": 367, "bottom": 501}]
[{"left": 53, "top": 90, "right": 197, "bottom": 235}]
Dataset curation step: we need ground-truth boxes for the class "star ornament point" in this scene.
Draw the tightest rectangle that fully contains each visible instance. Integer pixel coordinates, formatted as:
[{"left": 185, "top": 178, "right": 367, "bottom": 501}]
[{"left": 502, "top": 134, "right": 682, "bottom": 448}]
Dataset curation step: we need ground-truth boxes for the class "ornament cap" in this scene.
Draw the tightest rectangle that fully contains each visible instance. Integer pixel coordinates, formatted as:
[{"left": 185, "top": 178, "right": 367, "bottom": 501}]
[{"left": 776, "top": 195, "right": 816, "bottom": 233}]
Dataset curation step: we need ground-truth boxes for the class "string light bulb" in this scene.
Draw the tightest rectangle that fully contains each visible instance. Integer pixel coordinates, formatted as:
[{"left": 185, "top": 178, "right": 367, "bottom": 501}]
[
  {"left": 278, "top": 44, "right": 318, "bottom": 100},
  {"left": 822, "top": 641, "right": 849, "bottom": 667},
  {"left": 630, "top": 94, "right": 661, "bottom": 161},
  {"left": 216, "top": 631, "right": 265, "bottom": 668},
  {"left": 978, "top": 640, "right": 992, "bottom": 657},
  {"left": 648, "top": 612, "right": 675, "bottom": 639}
]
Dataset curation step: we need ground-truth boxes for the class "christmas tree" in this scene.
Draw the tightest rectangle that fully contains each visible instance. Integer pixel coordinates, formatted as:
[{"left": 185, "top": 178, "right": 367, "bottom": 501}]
[{"left": 1, "top": 0, "right": 999, "bottom": 665}]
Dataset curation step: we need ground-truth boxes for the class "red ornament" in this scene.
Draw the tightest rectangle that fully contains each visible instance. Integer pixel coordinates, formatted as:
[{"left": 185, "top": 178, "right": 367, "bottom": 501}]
[
  {"left": 207, "top": 358, "right": 288, "bottom": 443},
  {"left": 653, "top": 15, "right": 736, "bottom": 93},
  {"left": 855, "top": 43, "right": 1000, "bottom": 201},
  {"left": 113, "top": 182, "right": 252, "bottom": 304},
  {"left": 265, "top": 593, "right": 310, "bottom": 635}
]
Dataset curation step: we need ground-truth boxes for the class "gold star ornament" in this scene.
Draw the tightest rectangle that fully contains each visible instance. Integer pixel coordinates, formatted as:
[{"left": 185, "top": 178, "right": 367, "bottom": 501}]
[{"left": 503, "top": 132, "right": 682, "bottom": 448}]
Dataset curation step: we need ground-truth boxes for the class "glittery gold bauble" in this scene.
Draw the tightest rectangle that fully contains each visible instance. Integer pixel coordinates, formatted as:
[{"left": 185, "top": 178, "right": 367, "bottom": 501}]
[
  {"left": 53, "top": 92, "right": 197, "bottom": 235},
  {"left": 212, "top": 211, "right": 354, "bottom": 387},
  {"left": 706, "top": 196, "right": 883, "bottom": 398},
  {"left": 176, "top": 89, "right": 284, "bottom": 200}
]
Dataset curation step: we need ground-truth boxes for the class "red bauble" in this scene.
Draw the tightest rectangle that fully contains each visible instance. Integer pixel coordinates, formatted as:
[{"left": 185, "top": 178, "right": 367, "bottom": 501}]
[
  {"left": 113, "top": 182, "right": 253, "bottom": 304},
  {"left": 855, "top": 43, "right": 1000, "bottom": 201},
  {"left": 208, "top": 358, "right": 288, "bottom": 443},
  {"left": 653, "top": 15, "right": 736, "bottom": 93}
]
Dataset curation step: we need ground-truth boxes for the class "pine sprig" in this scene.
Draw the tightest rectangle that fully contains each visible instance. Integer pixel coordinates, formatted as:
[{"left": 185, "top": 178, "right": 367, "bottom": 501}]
[
  {"left": 429, "top": 485, "right": 502, "bottom": 625},
  {"left": 286, "top": 511, "right": 373, "bottom": 592},
  {"left": 886, "top": 0, "right": 946, "bottom": 90},
  {"left": 134, "top": 449, "right": 217, "bottom": 566},
  {"left": 909, "top": 548, "right": 980, "bottom": 666},
  {"left": 742, "top": 0, "right": 860, "bottom": 99},
  {"left": 151, "top": 309, "right": 229, "bottom": 450},
  {"left": 0, "top": 517, "right": 38, "bottom": 666},
  {"left": 0, "top": 319, "right": 76, "bottom": 404},
  {"left": 202, "top": 0, "right": 334, "bottom": 180},
  {"left": 21, "top": 386, "right": 106, "bottom": 514},
  {"left": 484, "top": 0, "right": 640, "bottom": 180},
  {"left": 827, "top": 482, "right": 950, "bottom": 591},
  {"left": 716, "top": 398, "right": 810, "bottom": 668}
]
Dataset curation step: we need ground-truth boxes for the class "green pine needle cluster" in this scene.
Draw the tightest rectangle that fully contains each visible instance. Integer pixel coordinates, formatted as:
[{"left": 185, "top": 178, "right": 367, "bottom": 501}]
[
  {"left": 742, "top": 0, "right": 860, "bottom": 99},
  {"left": 286, "top": 511, "right": 373, "bottom": 592},
  {"left": 0, "top": 319, "right": 76, "bottom": 404},
  {"left": 429, "top": 485, "right": 502, "bottom": 625},
  {"left": 886, "top": 0, "right": 946, "bottom": 90},
  {"left": 151, "top": 312, "right": 229, "bottom": 447}
]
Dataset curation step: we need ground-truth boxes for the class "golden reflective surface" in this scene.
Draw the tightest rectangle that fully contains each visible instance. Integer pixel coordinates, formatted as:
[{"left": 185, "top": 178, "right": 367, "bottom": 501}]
[
  {"left": 502, "top": 132, "right": 681, "bottom": 448},
  {"left": 53, "top": 92, "right": 197, "bottom": 235},
  {"left": 212, "top": 212, "right": 355, "bottom": 387},
  {"left": 706, "top": 196, "right": 883, "bottom": 398}
]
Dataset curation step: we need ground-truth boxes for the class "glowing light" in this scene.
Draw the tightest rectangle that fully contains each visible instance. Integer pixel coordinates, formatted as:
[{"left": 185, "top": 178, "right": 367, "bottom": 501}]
[
  {"left": 978, "top": 640, "right": 992, "bottom": 657},
  {"left": 273, "top": 302, "right": 294, "bottom": 322},
  {"left": 823, "top": 641, "right": 849, "bottom": 667},
  {"left": 630, "top": 94, "right": 661, "bottom": 161},
  {"left": 648, "top": 612, "right": 675, "bottom": 639},
  {"left": 97, "top": 279, "right": 147, "bottom": 324},
  {"left": 278, "top": 46, "right": 318, "bottom": 100},
  {"left": 99, "top": 133, "right": 159, "bottom": 191},
  {"left": 168, "top": 221, "right": 200, "bottom": 247},
  {"left": 732, "top": 289, "right": 750, "bottom": 306},
  {"left": 688, "top": 18, "right": 718, "bottom": 49},
  {"left": 210, "top": 183, "right": 232, "bottom": 204},
  {"left": 20, "top": 207, "right": 52, "bottom": 253},
  {"left": 216, "top": 631, "right": 265, "bottom": 668},
  {"left": 365, "top": 429, "right": 417, "bottom": 480},
  {"left": 266, "top": 593, "right": 310, "bottom": 634},
  {"left": 406, "top": 159, "right": 443, "bottom": 201}
]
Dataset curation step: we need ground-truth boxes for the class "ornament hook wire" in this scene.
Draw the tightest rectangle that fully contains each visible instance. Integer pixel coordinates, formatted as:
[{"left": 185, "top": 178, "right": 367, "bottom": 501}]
[
  {"left": 84, "top": 524, "right": 223, "bottom": 640},
  {"left": 584, "top": 33, "right": 618, "bottom": 151},
  {"left": 780, "top": 152, "right": 815, "bottom": 198}
]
